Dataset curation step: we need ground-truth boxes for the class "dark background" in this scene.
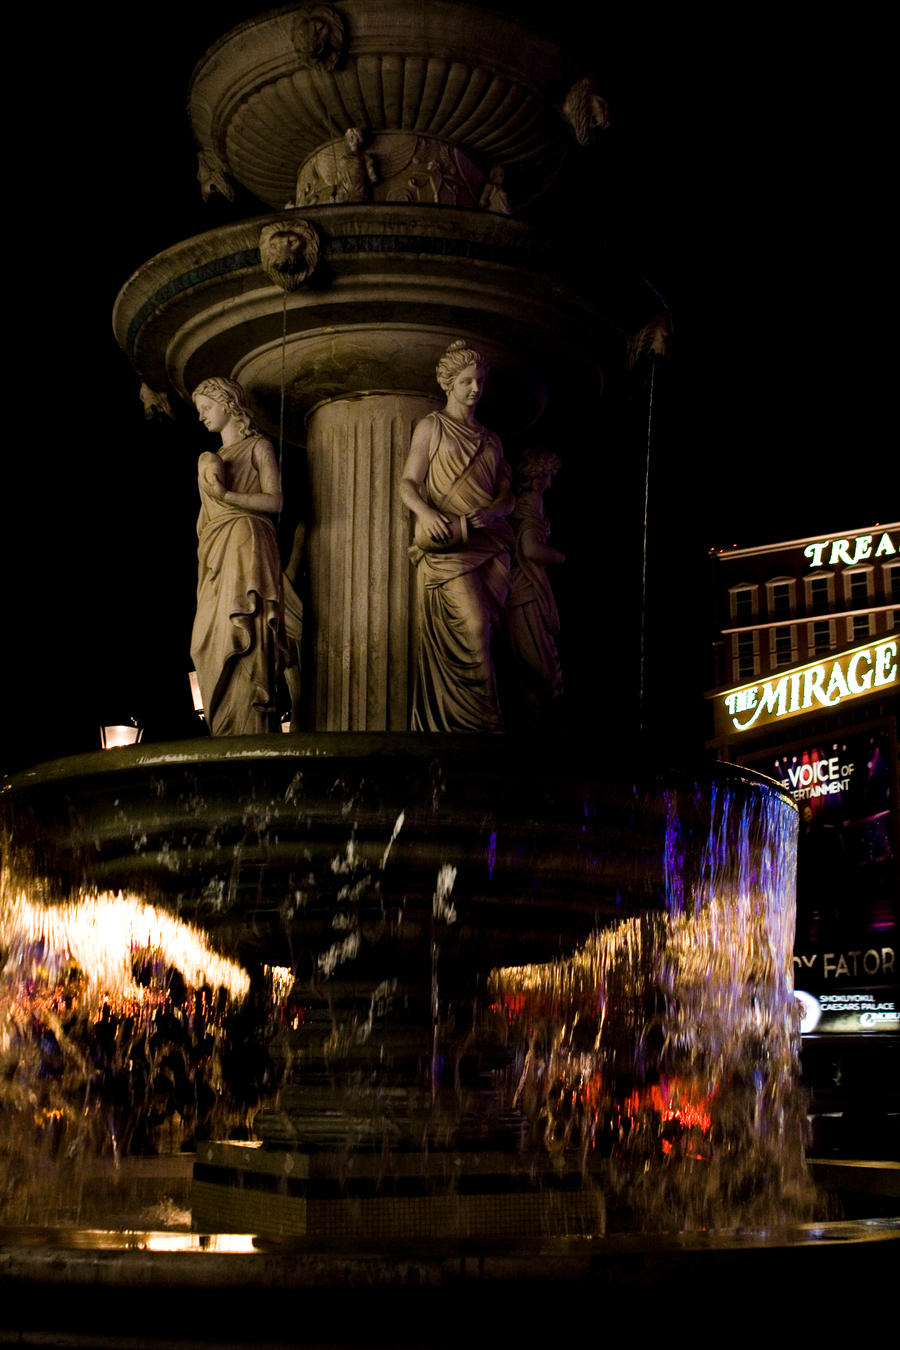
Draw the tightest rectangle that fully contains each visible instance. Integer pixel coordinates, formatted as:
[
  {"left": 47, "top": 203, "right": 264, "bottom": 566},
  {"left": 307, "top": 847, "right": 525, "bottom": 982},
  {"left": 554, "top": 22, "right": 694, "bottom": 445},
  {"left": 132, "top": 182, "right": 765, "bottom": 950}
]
[{"left": 2, "top": 3, "right": 890, "bottom": 774}]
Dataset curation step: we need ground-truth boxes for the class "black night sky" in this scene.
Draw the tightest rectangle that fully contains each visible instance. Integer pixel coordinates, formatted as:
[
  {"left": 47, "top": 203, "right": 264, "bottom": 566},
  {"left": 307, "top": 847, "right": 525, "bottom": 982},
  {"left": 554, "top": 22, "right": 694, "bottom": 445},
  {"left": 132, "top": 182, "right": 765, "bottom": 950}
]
[{"left": 2, "top": 3, "right": 891, "bottom": 775}]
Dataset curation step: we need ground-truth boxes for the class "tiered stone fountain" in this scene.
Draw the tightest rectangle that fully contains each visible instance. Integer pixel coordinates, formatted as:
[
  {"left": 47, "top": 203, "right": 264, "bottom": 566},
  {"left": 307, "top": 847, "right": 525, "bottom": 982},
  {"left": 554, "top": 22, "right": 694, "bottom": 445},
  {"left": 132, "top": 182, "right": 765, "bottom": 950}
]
[
  {"left": 112, "top": 0, "right": 658, "bottom": 733},
  {"left": 2, "top": 5, "right": 895, "bottom": 1339}
]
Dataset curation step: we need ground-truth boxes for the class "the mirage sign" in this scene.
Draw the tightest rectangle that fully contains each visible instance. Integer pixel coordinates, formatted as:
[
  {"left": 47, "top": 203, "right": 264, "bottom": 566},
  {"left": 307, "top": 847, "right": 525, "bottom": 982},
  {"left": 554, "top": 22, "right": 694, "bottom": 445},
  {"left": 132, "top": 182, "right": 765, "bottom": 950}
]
[{"left": 712, "top": 638, "right": 897, "bottom": 738}]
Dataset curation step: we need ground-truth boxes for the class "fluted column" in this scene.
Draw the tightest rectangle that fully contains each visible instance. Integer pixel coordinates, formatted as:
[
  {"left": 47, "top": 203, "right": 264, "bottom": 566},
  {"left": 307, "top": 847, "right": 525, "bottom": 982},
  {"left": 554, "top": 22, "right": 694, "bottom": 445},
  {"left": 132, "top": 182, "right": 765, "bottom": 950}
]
[{"left": 306, "top": 393, "right": 439, "bottom": 730}]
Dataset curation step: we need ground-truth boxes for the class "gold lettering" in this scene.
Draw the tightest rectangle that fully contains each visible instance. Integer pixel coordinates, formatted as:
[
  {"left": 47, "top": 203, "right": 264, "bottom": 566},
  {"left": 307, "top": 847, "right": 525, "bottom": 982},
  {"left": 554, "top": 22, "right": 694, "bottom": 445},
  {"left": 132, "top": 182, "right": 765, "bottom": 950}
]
[
  {"left": 883, "top": 948, "right": 896, "bottom": 975},
  {"left": 863, "top": 949, "right": 880, "bottom": 975},
  {"left": 824, "top": 952, "right": 837, "bottom": 977}
]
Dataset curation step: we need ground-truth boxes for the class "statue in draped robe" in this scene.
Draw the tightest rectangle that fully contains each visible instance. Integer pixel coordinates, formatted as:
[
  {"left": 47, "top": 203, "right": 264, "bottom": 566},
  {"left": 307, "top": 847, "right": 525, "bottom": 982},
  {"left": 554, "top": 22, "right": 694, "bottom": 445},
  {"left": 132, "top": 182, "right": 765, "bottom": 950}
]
[
  {"left": 400, "top": 341, "right": 515, "bottom": 732},
  {"left": 506, "top": 449, "right": 565, "bottom": 726},
  {"left": 190, "top": 377, "right": 287, "bottom": 736}
]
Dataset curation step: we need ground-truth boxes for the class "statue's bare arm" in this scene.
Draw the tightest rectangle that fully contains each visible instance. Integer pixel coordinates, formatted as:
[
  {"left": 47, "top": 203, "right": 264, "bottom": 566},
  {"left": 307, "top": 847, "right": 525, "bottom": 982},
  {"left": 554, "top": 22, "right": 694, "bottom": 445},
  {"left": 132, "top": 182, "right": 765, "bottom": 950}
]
[
  {"left": 400, "top": 420, "right": 452, "bottom": 542},
  {"left": 520, "top": 525, "right": 565, "bottom": 567}
]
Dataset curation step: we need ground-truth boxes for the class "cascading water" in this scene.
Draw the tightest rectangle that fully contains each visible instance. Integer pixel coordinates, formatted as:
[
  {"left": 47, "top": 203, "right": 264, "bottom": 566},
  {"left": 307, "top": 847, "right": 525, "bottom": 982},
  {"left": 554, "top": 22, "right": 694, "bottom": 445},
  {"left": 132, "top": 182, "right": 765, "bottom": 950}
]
[
  {"left": 1, "top": 736, "right": 817, "bottom": 1237},
  {"left": 491, "top": 772, "right": 816, "bottom": 1231}
]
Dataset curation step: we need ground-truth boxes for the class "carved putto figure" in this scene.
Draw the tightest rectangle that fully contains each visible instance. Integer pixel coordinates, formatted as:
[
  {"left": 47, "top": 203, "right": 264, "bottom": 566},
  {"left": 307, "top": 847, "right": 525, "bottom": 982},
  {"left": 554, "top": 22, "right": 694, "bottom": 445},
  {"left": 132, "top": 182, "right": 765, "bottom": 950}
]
[
  {"left": 259, "top": 219, "right": 320, "bottom": 291},
  {"left": 506, "top": 449, "right": 565, "bottom": 724},
  {"left": 479, "top": 164, "right": 512, "bottom": 215},
  {"left": 190, "top": 378, "right": 285, "bottom": 736},
  {"left": 296, "top": 128, "right": 380, "bottom": 205},
  {"left": 401, "top": 340, "right": 515, "bottom": 732},
  {"left": 335, "top": 127, "right": 379, "bottom": 202}
]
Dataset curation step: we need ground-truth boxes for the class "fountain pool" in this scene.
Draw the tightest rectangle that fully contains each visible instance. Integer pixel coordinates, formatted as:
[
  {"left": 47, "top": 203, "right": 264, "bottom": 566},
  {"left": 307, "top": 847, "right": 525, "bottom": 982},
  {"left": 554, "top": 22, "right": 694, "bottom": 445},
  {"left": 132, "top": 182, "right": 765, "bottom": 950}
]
[
  {"left": 2, "top": 733, "right": 819, "bottom": 1232},
  {"left": 2, "top": 735, "right": 896, "bottom": 1342}
]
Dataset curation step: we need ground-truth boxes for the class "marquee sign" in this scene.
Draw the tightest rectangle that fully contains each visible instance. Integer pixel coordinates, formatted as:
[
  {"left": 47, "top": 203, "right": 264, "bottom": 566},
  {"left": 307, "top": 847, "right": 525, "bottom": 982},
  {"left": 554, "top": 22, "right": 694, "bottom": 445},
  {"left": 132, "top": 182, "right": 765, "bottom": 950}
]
[
  {"left": 802, "top": 528, "right": 896, "bottom": 569},
  {"left": 712, "top": 637, "right": 898, "bottom": 737}
]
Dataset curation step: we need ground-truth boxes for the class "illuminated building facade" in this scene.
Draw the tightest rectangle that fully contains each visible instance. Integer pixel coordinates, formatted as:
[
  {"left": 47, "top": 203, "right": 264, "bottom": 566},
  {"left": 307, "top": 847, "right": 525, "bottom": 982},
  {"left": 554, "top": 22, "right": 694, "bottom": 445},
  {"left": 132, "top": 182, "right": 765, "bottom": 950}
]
[{"left": 707, "top": 524, "right": 899, "bottom": 1157}]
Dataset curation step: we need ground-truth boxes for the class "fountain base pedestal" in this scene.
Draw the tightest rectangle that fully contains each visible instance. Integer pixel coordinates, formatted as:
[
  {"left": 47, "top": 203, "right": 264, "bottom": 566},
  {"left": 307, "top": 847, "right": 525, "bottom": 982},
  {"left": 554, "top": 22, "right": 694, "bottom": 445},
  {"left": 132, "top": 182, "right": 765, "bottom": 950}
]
[{"left": 192, "top": 1140, "right": 603, "bottom": 1239}]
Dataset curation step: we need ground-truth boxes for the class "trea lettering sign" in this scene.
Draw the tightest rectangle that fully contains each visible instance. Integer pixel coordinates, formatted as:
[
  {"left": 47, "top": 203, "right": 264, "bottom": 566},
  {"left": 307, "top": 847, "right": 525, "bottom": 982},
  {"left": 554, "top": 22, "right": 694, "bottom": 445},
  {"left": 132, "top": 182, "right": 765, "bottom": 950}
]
[
  {"left": 714, "top": 638, "right": 898, "bottom": 736},
  {"left": 802, "top": 529, "right": 896, "bottom": 569}
]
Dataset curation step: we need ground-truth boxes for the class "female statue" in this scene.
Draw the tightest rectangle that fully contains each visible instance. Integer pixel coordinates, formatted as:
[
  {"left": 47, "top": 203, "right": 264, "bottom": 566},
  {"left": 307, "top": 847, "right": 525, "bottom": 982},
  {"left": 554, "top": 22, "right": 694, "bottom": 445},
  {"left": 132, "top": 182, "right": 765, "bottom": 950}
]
[
  {"left": 401, "top": 340, "right": 515, "bottom": 731},
  {"left": 506, "top": 449, "right": 565, "bottom": 725},
  {"left": 190, "top": 377, "right": 285, "bottom": 735}
]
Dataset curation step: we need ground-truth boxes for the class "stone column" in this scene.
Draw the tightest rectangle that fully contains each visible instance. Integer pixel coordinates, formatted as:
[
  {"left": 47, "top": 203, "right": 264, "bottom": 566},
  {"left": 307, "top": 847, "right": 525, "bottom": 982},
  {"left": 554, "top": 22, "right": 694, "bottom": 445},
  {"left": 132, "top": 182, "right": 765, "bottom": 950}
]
[{"left": 306, "top": 392, "right": 439, "bottom": 730}]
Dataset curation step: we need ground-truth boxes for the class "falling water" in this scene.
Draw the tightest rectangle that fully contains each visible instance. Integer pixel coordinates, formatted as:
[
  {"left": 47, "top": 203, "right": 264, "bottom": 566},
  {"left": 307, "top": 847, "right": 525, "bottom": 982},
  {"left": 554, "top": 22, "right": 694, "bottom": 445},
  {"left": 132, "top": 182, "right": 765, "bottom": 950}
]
[
  {"left": 0, "top": 878, "right": 260, "bottom": 1225},
  {"left": 1, "top": 738, "right": 817, "bottom": 1236},
  {"left": 491, "top": 770, "right": 817, "bottom": 1231}
]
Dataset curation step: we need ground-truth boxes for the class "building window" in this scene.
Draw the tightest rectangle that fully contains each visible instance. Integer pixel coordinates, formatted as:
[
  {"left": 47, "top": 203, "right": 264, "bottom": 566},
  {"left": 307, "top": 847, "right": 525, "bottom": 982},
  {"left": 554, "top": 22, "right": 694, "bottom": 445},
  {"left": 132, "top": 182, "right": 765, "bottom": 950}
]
[
  {"left": 771, "top": 625, "right": 796, "bottom": 667},
  {"left": 883, "top": 563, "right": 900, "bottom": 604},
  {"left": 807, "top": 620, "right": 834, "bottom": 655},
  {"left": 805, "top": 572, "right": 833, "bottom": 614},
  {"left": 733, "top": 630, "right": 757, "bottom": 680},
  {"left": 730, "top": 586, "right": 756, "bottom": 623},
  {"left": 844, "top": 568, "right": 872, "bottom": 605},
  {"left": 849, "top": 613, "right": 871, "bottom": 643},
  {"left": 767, "top": 579, "right": 794, "bottom": 618}
]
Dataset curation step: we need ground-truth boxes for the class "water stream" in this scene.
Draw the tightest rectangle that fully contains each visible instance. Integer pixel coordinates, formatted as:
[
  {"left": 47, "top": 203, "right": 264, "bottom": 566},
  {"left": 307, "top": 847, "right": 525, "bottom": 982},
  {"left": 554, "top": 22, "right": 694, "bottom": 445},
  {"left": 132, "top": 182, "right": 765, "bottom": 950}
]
[{"left": 0, "top": 736, "right": 817, "bottom": 1235}]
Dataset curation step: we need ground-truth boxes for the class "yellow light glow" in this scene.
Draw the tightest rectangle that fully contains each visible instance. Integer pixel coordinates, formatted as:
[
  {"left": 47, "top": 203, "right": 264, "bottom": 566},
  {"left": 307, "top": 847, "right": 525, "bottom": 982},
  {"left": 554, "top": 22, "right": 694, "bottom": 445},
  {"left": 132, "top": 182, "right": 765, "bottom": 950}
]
[
  {"left": 0, "top": 890, "right": 250, "bottom": 1005},
  {"left": 100, "top": 724, "right": 142, "bottom": 749},
  {"left": 188, "top": 671, "right": 204, "bottom": 713}
]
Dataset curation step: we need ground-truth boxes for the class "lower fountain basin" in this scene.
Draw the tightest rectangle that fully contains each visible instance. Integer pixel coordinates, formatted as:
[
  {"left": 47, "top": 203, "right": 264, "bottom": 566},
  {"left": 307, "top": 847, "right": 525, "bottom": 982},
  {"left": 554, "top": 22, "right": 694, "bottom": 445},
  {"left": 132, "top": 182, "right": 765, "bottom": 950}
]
[
  {"left": 2, "top": 1212, "right": 897, "bottom": 1347},
  {"left": 0, "top": 733, "right": 832, "bottom": 1246}
]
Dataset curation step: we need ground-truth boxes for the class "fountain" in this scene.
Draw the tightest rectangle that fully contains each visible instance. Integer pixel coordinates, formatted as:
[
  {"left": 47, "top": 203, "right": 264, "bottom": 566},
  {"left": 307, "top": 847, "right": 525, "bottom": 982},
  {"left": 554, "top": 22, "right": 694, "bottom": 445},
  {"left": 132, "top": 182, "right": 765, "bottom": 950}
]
[
  {"left": 9, "top": 736, "right": 806, "bottom": 1234},
  {"left": 1, "top": 3, "right": 896, "bottom": 1339},
  {"left": 3, "top": 738, "right": 897, "bottom": 1339}
]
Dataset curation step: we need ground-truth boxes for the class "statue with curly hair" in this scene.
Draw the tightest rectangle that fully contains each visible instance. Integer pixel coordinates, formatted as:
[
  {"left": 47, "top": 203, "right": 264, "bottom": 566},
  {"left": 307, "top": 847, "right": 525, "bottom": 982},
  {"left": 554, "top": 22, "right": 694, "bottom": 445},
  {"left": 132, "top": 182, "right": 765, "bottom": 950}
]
[
  {"left": 506, "top": 449, "right": 565, "bottom": 725},
  {"left": 400, "top": 340, "right": 515, "bottom": 732},
  {"left": 190, "top": 377, "right": 286, "bottom": 735}
]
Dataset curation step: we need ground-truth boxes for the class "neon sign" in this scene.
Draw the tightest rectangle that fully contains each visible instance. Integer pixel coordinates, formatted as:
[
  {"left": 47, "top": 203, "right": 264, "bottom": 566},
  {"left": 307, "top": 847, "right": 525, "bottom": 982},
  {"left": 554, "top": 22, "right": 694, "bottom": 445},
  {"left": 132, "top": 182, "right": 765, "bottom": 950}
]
[
  {"left": 780, "top": 753, "right": 852, "bottom": 800},
  {"left": 802, "top": 529, "right": 896, "bottom": 568},
  {"left": 715, "top": 638, "right": 898, "bottom": 735}
]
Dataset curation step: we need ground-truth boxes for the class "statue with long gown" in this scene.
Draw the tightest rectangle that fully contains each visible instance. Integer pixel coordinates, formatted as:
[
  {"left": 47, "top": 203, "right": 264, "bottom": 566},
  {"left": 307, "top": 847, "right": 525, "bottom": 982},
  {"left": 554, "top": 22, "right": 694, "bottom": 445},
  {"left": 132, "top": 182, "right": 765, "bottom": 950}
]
[
  {"left": 506, "top": 450, "right": 565, "bottom": 725},
  {"left": 190, "top": 377, "right": 286, "bottom": 735},
  {"left": 401, "top": 341, "right": 514, "bottom": 731}
]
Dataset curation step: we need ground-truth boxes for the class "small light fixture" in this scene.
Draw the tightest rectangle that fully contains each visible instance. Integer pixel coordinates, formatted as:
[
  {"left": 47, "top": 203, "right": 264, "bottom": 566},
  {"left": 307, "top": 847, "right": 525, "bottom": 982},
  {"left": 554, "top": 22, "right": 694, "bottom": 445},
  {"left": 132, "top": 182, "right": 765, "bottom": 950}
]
[
  {"left": 100, "top": 719, "right": 143, "bottom": 749},
  {"left": 189, "top": 671, "right": 207, "bottom": 725}
]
